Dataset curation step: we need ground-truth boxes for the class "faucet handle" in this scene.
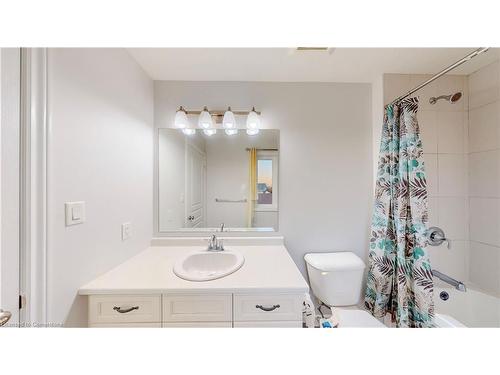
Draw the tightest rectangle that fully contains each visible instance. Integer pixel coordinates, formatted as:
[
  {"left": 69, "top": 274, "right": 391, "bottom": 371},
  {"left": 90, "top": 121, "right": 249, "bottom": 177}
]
[
  {"left": 427, "top": 226, "right": 451, "bottom": 249},
  {"left": 208, "top": 235, "right": 216, "bottom": 250}
]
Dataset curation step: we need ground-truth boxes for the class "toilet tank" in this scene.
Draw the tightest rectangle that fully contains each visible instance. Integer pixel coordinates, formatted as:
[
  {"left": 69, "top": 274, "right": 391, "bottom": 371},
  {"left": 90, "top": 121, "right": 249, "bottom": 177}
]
[{"left": 304, "top": 252, "right": 366, "bottom": 306}]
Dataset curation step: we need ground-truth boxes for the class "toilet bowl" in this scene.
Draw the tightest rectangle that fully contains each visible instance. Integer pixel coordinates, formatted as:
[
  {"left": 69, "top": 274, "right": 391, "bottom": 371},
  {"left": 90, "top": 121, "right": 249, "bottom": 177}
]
[{"left": 304, "top": 252, "right": 385, "bottom": 328}]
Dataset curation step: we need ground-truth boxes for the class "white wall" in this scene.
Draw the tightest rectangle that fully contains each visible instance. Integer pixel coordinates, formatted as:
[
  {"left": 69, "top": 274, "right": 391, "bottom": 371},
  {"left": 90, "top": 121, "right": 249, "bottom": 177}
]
[
  {"left": 467, "top": 61, "right": 500, "bottom": 296},
  {"left": 154, "top": 81, "right": 373, "bottom": 276},
  {"left": 0, "top": 49, "right": 21, "bottom": 323},
  {"left": 384, "top": 73, "right": 470, "bottom": 282},
  {"left": 47, "top": 49, "right": 154, "bottom": 326}
]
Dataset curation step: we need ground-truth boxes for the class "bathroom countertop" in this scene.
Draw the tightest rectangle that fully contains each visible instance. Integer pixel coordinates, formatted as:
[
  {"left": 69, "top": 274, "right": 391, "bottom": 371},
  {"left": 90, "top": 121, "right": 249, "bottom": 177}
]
[{"left": 79, "top": 243, "right": 309, "bottom": 295}]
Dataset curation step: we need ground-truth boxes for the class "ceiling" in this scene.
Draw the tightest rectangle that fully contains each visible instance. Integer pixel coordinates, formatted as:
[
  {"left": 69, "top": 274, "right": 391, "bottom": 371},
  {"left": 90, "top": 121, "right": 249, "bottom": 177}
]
[{"left": 127, "top": 48, "right": 499, "bottom": 83}]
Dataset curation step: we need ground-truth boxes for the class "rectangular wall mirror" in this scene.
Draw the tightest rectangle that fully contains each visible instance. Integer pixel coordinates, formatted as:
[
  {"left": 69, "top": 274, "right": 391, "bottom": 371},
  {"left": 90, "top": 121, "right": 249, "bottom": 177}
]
[{"left": 157, "top": 129, "right": 279, "bottom": 232}]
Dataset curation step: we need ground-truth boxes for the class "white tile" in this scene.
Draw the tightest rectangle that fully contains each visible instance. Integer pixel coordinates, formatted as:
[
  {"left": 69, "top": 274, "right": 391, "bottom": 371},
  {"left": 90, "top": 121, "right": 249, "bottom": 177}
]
[
  {"left": 438, "top": 197, "right": 468, "bottom": 240},
  {"left": 437, "top": 111, "right": 464, "bottom": 153},
  {"left": 469, "top": 150, "right": 500, "bottom": 198},
  {"left": 462, "top": 111, "right": 469, "bottom": 153},
  {"left": 383, "top": 74, "right": 412, "bottom": 105},
  {"left": 427, "top": 197, "right": 439, "bottom": 227},
  {"left": 468, "top": 102, "right": 500, "bottom": 152},
  {"left": 424, "top": 154, "right": 438, "bottom": 196},
  {"left": 469, "top": 241, "right": 500, "bottom": 295},
  {"left": 436, "top": 75, "right": 465, "bottom": 112},
  {"left": 417, "top": 110, "right": 437, "bottom": 153},
  {"left": 427, "top": 240, "right": 468, "bottom": 281},
  {"left": 469, "top": 197, "right": 500, "bottom": 246},
  {"left": 410, "top": 74, "right": 437, "bottom": 111},
  {"left": 438, "top": 154, "right": 466, "bottom": 196},
  {"left": 468, "top": 61, "right": 500, "bottom": 109}
]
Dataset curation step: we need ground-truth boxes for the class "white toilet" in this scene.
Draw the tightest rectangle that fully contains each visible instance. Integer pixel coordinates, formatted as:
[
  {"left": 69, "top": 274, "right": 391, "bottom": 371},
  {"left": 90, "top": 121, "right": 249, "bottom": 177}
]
[{"left": 304, "top": 252, "right": 385, "bottom": 327}]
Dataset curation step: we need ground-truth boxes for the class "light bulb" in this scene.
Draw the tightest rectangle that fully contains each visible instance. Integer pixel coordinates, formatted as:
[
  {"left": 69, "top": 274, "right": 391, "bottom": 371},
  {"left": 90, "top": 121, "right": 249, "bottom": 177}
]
[
  {"left": 225, "top": 128, "right": 238, "bottom": 136},
  {"left": 203, "top": 128, "right": 216, "bottom": 136},
  {"left": 246, "top": 128, "right": 259, "bottom": 136},
  {"left": 222, "top": 107, "right": 236, "bottom": 129},
  {"left": 174, "top": 106, "right": 189, "bottom": 129},
  {"left": 198, "top": 106, "right": 213, "bottom": 129},
  {"left": 182, "top": 128, "right": 196, "bottom": 136},
  {"left": 246, "top": 107, "right": 260, "bottom": 130}
]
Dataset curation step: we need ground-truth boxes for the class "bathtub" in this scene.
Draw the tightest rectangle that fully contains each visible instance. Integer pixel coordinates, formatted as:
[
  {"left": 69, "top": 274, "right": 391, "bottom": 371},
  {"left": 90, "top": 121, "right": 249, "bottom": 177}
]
[{"left": 434, "top": 284, "right": 500, "bottom": 327}]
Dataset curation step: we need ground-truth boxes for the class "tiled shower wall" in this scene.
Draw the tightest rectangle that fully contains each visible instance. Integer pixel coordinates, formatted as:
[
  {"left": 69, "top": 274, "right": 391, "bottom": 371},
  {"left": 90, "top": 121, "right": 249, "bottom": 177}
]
[
  {"left": 468, "top": 61, "right": 500, "bottom": 296},
  {"left": 383, "top": 73, "right": 470, "bottom": 282}
]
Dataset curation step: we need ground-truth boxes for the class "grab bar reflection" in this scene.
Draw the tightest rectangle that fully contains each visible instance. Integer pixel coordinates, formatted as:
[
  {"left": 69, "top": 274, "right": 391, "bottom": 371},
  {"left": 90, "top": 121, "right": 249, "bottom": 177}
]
[{"left": 215, "top": 198, "right": 247, "bottom": 203}]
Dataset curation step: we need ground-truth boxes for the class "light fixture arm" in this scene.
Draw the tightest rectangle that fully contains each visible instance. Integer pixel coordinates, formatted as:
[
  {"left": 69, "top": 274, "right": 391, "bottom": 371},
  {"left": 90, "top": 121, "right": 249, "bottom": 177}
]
[{"left": 182, "top": 108, "right": 261, "bottom": 116}]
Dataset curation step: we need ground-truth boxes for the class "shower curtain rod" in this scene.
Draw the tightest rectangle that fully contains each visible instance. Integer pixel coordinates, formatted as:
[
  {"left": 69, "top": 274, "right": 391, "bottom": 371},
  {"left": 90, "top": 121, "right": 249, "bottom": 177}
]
[{"left": 388, "top": 47, "right": 490, "bottom": 107}]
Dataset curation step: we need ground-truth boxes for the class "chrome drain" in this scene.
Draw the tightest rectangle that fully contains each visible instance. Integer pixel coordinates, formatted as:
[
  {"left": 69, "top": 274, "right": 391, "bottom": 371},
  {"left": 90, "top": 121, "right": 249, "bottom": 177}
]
[{"left": 439, "top": 291, "right": 449, "bottom": 301}]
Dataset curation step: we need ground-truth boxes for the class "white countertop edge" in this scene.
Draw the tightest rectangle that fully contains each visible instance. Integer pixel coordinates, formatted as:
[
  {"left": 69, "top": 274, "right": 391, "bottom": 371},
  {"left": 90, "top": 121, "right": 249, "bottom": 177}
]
[
  {"left": 79, "top": 286, "right": 309, "bottom": 296},
  {"left": 150, "top": 236, "right": 285, "bottom": 247}
]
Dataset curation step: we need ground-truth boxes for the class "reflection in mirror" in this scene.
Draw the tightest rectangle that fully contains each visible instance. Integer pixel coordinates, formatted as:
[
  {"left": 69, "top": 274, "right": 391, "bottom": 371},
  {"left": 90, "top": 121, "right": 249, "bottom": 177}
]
[{"left": 158, "top": 129, "right": 279, "bottom": 232}]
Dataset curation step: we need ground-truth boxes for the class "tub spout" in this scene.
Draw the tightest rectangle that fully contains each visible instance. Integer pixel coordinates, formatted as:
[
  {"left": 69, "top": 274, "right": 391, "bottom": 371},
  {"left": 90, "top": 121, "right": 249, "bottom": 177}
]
[
  {"left": 457, "top": 282, "right": 467, "bottom": 292},
  {"left": 432, "top": 269, "right": 467, "bottom": 292}
]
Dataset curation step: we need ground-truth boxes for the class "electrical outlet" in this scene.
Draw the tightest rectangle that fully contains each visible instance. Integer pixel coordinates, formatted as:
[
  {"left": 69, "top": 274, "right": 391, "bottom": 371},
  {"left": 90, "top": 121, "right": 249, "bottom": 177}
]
[{"left": 121, "top": 222, "right": 131, "bottom": 241}]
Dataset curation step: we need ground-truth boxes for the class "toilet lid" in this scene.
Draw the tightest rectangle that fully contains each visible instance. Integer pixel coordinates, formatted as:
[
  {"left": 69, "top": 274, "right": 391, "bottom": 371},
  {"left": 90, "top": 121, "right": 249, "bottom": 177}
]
[
  {"left": 304, "top": 252, "right": 365, "bottom": 271},
  {"left": 336, "top": 309, "right": 385, "bottom": 328}
]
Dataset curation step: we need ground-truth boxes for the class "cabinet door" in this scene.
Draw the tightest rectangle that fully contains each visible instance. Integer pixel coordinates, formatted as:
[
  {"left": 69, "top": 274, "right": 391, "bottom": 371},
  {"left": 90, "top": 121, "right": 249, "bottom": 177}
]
[
  {"left": 233, "top": 294, "right": 303, "bottom": 321},
  {"left": 89, "top": 295, "right": 162, "bottom": 325},
  {"left": 234, "top": 321, "right": 302, "bottom": 328},
  {"left": 163, "top": 294, "right": 232, "bottom": 322},
  {"left": 90, "top": 322, "right": 162, "bottom": 328},
  {"left": 162, "top": 322, "right": 232, "bottom": 328}
]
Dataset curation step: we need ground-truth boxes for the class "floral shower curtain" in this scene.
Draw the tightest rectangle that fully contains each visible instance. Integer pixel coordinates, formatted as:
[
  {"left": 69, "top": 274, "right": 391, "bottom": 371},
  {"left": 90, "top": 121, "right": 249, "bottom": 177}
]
[{"left": 364, "top": 97, "right": 434, "bottom": 328}]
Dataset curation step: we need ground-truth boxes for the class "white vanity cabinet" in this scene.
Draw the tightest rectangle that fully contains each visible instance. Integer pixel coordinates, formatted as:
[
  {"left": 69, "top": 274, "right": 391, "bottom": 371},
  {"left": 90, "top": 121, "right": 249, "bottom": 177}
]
[
  {"left": 81, "top": 241, "right": 310, "bottom": 328},
  {"left": 87, "top": 293, "right": 304, "bottom": 328}
]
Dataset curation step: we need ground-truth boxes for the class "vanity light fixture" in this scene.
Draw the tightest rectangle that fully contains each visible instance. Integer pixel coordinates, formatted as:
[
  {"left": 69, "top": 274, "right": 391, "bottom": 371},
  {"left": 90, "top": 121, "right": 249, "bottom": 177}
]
[
  {"left": 222, "top": 107, "right": 236, "bottom": 129},
  {"left": 246, "top": 107, "right": 261, "bottom": 131},
  {"left": 177, "top": 107, "right": 261, "bottom": 136},
  {"left": 203, "top": 128, "right": 217, "bottom": 136},
  {"left": 174, "top": 106, "right": 189, "bottom": 129},
  {"left": 198, "top": 106, "right": 213, "bottom": 129}
]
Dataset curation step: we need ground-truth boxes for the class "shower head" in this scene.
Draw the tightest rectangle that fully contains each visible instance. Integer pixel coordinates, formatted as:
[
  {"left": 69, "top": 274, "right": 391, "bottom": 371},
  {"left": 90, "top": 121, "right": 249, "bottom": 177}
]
[{"left": 429, "top": 92, "right": 462, "bottom": 105}]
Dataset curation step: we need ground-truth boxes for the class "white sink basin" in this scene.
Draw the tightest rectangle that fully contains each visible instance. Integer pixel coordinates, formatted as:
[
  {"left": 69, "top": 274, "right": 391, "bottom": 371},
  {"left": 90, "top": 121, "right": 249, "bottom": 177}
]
[{"left": 173, "top": 251, "right": 245, "bottom": 281}]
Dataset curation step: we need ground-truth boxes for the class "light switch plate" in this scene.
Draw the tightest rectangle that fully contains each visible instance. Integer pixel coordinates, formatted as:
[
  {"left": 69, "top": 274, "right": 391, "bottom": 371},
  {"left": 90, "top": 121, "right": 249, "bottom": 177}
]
[
  {"left": 122, "top": 222, "right": 131, "bottom": 241},
  {"left": 65, "top": 201, "right": 85, "bottom": 226}
]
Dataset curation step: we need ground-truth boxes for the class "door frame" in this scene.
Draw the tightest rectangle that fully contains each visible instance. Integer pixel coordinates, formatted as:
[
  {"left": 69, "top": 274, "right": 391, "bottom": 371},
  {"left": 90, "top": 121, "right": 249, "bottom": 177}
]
[{"left": 19, "top": 48, "right": 48, "bottom": 327}]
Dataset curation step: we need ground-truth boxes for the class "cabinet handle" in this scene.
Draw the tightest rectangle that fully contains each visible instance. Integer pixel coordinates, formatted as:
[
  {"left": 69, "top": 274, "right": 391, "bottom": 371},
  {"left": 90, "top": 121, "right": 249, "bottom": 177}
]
[
  {"left": 113, "top": 306, "right": 139, "bottom": 314},
  {"left": 255, "top": 304, "right": 280, "bottom": 312}
]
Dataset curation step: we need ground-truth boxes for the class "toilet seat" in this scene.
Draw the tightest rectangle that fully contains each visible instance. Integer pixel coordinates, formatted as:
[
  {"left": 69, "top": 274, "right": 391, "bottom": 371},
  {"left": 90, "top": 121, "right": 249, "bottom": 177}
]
[{"left": 335, "top": 309, "right": 385, "bottom": 328}]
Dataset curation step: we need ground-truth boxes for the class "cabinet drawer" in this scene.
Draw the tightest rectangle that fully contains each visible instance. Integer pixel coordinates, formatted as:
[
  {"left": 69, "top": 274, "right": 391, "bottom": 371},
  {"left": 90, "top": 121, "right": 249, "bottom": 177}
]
[
  {"left": 89, "top": 295, "right": 161, "bottom": 324},
  {"left": 234, "top": 321, "right": 302, "bottom": 328},
  {"left": 163, "top": 322, "right": 232, "bottom": 328},
  {"left": 163, "top": 294, "right": 232, "bottom": 322},
  {"left": 234, "top": 294, "right": 303, "bottom": 321},
  {"left": 90, "top": 322, "right": 162, "bottom": 328}
]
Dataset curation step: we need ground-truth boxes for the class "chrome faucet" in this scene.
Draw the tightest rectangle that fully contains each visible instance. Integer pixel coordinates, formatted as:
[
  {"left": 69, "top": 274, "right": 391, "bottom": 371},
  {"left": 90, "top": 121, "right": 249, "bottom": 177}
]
[
  {"left": 207, "top": 234, "right": 224, "bottom": 252},
  {"left": 432, "top": 269, "right": 467, "bottom": 292},
  {"left": 220, "top": 223, "right": 225, "bottom": 232}
]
